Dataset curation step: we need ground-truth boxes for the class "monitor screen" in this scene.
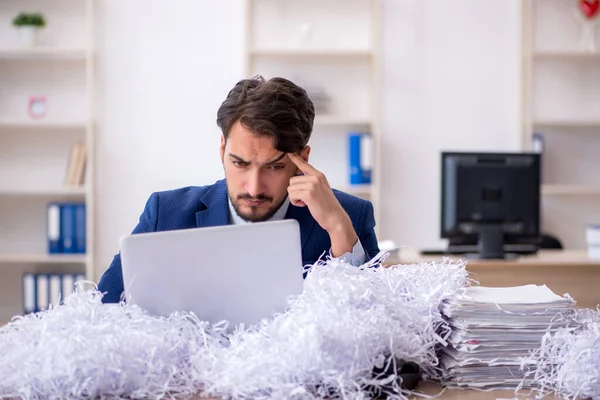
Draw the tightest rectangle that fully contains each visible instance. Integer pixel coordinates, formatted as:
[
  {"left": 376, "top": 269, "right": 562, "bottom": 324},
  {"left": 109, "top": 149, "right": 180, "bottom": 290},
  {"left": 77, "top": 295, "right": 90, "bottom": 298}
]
[{"left": 440, "top": 152, "right": 541, "bottom": 258}]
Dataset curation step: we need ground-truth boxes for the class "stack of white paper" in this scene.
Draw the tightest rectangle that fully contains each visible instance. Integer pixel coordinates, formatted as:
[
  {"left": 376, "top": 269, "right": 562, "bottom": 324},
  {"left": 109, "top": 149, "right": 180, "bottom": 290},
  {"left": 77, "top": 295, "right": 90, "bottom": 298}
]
[{"left": 440, "top": 284, "right": 576, "bottom": 389}]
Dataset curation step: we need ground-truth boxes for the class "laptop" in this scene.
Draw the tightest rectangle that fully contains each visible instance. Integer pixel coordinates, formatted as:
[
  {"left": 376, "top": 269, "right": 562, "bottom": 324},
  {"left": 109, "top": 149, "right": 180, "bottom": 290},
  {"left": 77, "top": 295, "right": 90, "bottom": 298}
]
[{"left": 119, "top": 219, "right": 304, "bottom": 329}]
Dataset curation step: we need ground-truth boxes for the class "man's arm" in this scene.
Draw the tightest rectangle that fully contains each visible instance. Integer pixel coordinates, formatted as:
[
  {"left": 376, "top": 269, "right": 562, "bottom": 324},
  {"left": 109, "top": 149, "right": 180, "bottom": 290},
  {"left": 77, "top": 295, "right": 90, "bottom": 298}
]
[
  {"left": 356, "top": 199, "right": 380, "bottom": 261},
  {"left": 97, "top": 193, "right": 160, "bottom": 303},
  {"left": 329, "top": 200, "right": 379, "bottom": 266},
  {"left": 287, "top": 153, "right": 380, "bottom": 264}
]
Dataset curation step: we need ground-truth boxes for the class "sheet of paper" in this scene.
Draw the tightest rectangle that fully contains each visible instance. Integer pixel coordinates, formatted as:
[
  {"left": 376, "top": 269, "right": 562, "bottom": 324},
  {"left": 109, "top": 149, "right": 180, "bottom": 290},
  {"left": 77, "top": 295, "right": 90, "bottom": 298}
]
[{"left": 456, "top": 284, "right": 571, "bottom": 304}]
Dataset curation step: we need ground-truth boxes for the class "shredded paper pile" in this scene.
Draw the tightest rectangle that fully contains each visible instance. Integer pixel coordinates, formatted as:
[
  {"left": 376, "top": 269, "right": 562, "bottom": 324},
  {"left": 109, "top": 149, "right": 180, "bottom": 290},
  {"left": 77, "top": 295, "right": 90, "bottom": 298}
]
[
  {"left": 521, "top": 307, "right": 600, "bottom": 400},
  {"left": 0, "top": 255, "right": 469, "bottom": 400},
  {"left": 2, "top": 253, "right": 600, "bottom": 400}
]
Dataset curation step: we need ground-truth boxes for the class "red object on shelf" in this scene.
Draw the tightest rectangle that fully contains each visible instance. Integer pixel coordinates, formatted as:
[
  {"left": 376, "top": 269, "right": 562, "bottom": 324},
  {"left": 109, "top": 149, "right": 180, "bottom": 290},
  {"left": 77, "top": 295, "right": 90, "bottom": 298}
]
[
  {"left": 28, "top": 96, "right": 47, "bottom": 120},
  {"left": 580, "top": 0, "right": 600, "bottom": 19}
]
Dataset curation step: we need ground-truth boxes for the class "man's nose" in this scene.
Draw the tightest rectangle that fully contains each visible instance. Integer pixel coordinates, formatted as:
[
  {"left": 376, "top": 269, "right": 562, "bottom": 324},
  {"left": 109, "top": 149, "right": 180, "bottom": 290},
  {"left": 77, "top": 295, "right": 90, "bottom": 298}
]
[{"left": 245, "top": 169, "right": 264, "bottom": 197}]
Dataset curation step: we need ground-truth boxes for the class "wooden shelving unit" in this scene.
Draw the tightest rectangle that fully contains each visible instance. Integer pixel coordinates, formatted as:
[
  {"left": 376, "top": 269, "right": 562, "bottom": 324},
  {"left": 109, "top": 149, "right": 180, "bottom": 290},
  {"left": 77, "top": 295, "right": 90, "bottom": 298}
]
[
  {"left": 542, "top": 184, "right": 600, "bottom": 196},
  {"left": 313, "top": 115, "right": 372, "bottom": 127},
  {"left": 0, "top": 0, "right": 95, "bottom": 322},
  {"left": 249, "top": 48, "right": 374, "bottom": 59},
  {"left": 533, "top": 50, "right": 600, "bottom": 60},
  {"left": 533, "top": 119, "right": 600, "bottom": 129},
  {"left": 0, "top": 254, "right": 88, "bottom": 265},
  {"left": 0, "top": 47, "right": 87, "bottom": 60},
  {"left": 244, "top": 0, "right": 382, "bottom": 231},
  {"left": 0, "top": 187, "right": 86, "bottom": 198},
  {"left": 521, "top": 0, "right": 600, "bottom": 249},
  {"left": 0, "top": 117, "right": 87, "bottom": 129}
]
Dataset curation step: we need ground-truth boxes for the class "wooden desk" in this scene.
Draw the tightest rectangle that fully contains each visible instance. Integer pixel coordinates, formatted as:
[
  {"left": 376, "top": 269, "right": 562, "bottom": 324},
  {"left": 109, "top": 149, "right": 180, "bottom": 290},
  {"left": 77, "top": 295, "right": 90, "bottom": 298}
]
[
  {"left": 386, "top": 249, "right": 600, "bottom": 309},
  {"left": 194, "top": 381, "right": 559, "bottom": 399},
  {"left": 409, "top": 381, "right": 557, "bottom": 399}
]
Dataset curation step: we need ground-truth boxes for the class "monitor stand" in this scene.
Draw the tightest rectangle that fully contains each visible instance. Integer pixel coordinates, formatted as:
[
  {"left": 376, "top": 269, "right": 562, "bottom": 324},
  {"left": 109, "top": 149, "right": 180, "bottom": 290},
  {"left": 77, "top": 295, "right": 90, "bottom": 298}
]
[{"left": 469, "top": 224, "right": 517, "bottom": 260}]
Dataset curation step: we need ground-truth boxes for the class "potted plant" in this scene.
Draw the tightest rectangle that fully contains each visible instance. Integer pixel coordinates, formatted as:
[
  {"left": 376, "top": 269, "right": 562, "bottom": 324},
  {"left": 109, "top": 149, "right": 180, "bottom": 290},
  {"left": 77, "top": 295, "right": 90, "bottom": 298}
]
[{"left": 12, "top": 12, "right": 46, "bottom": 47}]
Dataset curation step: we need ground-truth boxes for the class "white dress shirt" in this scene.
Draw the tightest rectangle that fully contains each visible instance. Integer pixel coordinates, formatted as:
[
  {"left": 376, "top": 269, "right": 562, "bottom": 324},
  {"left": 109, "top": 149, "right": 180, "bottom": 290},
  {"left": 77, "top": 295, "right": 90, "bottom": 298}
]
[{"left": 227, "top": 196, "right": 366, "bottom": 266}]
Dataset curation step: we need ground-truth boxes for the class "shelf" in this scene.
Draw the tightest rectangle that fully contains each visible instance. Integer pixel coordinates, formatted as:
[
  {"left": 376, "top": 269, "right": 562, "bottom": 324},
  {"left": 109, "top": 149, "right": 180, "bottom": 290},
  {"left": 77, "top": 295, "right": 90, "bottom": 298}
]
[
  {"left": 534, "top": 120, "right": 600, "bottom": 129},
  {"left": 0, "top": 118, "right": 87, "bottom": 130},
  {"left": 250, "top": 48, "right": 373, "bottom": 59},
  {"left": 314, "top": 115, "right": 371, "bottom": 127},
  {"left": 533, "top": 51, "right": 600, "bottom": 60},
  {"left": 0, "top": 254, "right": 87, "bottom": 264},
  {"left": 0, "top": 187, "right": 86, "bottom": 198},
  {"left": 542, "top": 184, "right": 600, "bottom": 196},
  {"left": 343, "top": 184, "right": 373, "bottom": 196},
  {"left": 0, "top": 48, "right": 87, "bottom": 60}
]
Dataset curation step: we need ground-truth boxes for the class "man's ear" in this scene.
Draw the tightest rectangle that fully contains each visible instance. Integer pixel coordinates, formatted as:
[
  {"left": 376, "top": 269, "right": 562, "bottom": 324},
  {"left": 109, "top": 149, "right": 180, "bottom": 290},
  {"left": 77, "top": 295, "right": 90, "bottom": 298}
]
[
  {"left": 220, "top": 135, "right": 226, "bottom": 163},
  {"left": 300, "top": 145, "right": 311, "bottom": 163}
]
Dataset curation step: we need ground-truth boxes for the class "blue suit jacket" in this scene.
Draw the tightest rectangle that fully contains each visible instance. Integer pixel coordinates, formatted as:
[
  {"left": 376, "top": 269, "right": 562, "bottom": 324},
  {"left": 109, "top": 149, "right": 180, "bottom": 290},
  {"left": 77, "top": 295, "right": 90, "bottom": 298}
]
[{"left": 97, "top": 179, "right": 380, "bottom": 303}]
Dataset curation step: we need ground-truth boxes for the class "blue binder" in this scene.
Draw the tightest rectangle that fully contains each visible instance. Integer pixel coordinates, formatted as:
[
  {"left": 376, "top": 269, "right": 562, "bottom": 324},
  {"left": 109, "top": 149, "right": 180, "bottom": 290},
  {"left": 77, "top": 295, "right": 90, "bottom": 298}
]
[
  {"left": 74, "top": 203, "right": 86, "bottom": 253},
  {"left": 36, "top": 274, "right": 49, "bottom": 312},
  {"left": 23, "top": 273, "right": 88, "bottom": 314},
  {"left": 348, "top": 133, "right": 363, "bottom": 184},
  {"left": 47, "top": 203, "right": 62, "bottom": 253},
  {"left": 60, "top": 204, "right": 77, "bottom": 253},
  {"left": 22, "top": 273, "right": 36, "bottom": 314},
  {"left": 360, "top": 133, "right": 373, "bottom": 184}
]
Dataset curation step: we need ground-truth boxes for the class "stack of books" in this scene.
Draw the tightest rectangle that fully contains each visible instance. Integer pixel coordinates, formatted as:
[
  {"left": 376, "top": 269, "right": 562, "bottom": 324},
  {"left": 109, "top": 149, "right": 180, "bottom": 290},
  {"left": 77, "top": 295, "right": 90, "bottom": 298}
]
[{"left": 440, "top": 284, "right": 576, "bottom": 389}]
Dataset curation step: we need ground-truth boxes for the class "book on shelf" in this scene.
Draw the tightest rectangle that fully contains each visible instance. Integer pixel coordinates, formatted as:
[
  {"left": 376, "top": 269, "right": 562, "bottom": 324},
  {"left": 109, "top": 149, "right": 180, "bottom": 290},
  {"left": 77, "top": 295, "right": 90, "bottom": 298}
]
[
  {"left": 65, "top": 142, "right": 87, "bottom": 187},
  {"left": 22, "top": 272, "right": 86, "bottom": 314},
  {"left": 47, "top": 202, "right": 86, "bottom": 254}
]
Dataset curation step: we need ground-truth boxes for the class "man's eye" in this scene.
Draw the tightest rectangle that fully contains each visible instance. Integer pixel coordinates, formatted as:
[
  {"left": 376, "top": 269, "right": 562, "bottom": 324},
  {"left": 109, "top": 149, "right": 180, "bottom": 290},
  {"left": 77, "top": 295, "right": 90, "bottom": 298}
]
[
  {"left": 268, "top": 165, "right": 284, "bottom": 170},
  {"left": 233, "top": 161, "right": 248, "bottom": 168}
]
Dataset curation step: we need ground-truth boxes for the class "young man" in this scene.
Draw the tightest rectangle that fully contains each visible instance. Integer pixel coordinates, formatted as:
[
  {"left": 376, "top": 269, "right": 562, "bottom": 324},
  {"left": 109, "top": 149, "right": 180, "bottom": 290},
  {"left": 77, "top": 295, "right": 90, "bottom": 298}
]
[{"left": 97, "top": 76, "right": 380, "bottom": 303}]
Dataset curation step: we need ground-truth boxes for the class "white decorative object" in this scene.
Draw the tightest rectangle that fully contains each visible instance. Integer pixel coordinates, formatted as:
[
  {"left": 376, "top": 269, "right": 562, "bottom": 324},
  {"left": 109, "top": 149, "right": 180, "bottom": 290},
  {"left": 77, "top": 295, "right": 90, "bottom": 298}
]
[
  {"left": 11, "top": 12, "right": 46, "bottom": 48},
  {"left": 0, "top": 255, "right": 469, "bottom": 399},
  {"left": 575, "top": 0, "right": 600, "bottom": 52},
  {"left": 17, "top": 26, "right": 38, "bottom": 48},
  {"left": 28, "top": 96, "right": 47, "bottom": 119}
]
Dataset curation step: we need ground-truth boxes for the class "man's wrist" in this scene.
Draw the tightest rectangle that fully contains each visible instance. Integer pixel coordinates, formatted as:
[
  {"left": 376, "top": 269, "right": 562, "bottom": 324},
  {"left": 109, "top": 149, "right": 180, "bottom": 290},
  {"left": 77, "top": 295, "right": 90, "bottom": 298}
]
[{"left": 327, "top": 216, "right": 358, "bottom": 258}]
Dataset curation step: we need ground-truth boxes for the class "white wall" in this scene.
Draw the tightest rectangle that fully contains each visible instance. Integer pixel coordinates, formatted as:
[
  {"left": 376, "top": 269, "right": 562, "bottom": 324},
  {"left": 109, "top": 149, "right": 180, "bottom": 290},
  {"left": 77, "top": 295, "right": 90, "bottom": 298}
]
[
  {"left": 94, "top": 0, "right": 245, "bottom": 279},
  {"left": 94, "top": 0, "right": 522, "bottom": 280},
  {"left": 379, "top": 0, "right": 522, "bottom": 250}
]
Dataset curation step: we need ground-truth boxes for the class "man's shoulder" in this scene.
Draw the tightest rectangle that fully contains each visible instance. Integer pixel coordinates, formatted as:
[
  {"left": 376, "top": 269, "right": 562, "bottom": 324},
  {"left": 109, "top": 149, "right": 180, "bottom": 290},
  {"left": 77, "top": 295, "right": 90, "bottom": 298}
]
[
  {"left": 154, "top": 182, "right": 215, "bottom": 198},
  {"left": 331, "top": 187, "right": 372, "bottom": 214},
  {"left": 151, "top": 179, "right": 225, "bottom": 210}
]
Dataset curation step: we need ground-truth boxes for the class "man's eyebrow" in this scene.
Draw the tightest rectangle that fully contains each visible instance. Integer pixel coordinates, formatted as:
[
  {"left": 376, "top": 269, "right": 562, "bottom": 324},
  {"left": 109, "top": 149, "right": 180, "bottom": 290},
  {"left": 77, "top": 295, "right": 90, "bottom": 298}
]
[
  {"left": 228, "top": 153, "right": 248, "bottom": 163},
  {"left": 265, "top": 153, "right": 286, "bottom": 165},
  {"left": 228, "top": 152, "right": 286, "bottom": 165}
]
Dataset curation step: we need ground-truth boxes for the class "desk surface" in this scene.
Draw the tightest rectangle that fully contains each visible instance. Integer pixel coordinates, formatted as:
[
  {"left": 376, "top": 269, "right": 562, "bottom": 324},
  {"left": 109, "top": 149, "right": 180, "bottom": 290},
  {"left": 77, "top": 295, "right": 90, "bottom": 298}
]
[
  {"left": 386, "top": 249, "right": 600, "bottom": 267},
  {"left": 194, "top": 381, "right": 558, "bottom": 399},
  {"left": 385, "top": 249, "right": 600, "bottom": 310},
  {"left": 409, "top": 381, "right": 559, "bottom": 399}
]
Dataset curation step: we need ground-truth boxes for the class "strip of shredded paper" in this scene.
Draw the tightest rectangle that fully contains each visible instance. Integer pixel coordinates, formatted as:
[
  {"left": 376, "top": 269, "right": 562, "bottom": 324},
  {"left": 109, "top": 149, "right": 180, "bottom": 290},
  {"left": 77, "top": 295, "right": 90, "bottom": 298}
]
[
  {"left": 520, "top": 308, "right": 600, "bottom": 400},
  {"left": 0, "top": 254, "right": 469, "bottom": 400}
]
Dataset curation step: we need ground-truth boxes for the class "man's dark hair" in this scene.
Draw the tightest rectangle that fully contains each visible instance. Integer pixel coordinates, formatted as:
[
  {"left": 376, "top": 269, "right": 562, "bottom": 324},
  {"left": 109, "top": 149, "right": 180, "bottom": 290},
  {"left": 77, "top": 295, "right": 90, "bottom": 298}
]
[{"left": 216, "top": 76, "right": 315, "bottom": 153}]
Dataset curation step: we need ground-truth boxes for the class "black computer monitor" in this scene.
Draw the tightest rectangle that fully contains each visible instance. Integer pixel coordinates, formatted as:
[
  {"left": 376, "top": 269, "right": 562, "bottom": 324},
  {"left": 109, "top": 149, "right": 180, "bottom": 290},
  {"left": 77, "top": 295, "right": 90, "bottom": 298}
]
[{"left": 441, "top": 152, "right": 541, "bottom": 259}]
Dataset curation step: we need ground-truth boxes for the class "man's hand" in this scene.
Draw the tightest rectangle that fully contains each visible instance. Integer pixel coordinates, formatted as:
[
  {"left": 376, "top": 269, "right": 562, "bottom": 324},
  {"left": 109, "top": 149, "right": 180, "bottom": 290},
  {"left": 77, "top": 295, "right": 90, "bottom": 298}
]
[{"left": 287, "top": 153, "right": 358, "bottom": 257}]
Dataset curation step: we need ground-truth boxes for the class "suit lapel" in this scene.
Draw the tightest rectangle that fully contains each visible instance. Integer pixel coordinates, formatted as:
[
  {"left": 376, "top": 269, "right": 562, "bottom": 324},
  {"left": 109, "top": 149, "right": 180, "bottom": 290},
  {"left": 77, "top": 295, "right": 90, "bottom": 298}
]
[
  {"left": 285, "top": 203, "right": 317, "bottom": 251},
  {"left": 195, "top": 179, "right": 230, "bottom": 228}
]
